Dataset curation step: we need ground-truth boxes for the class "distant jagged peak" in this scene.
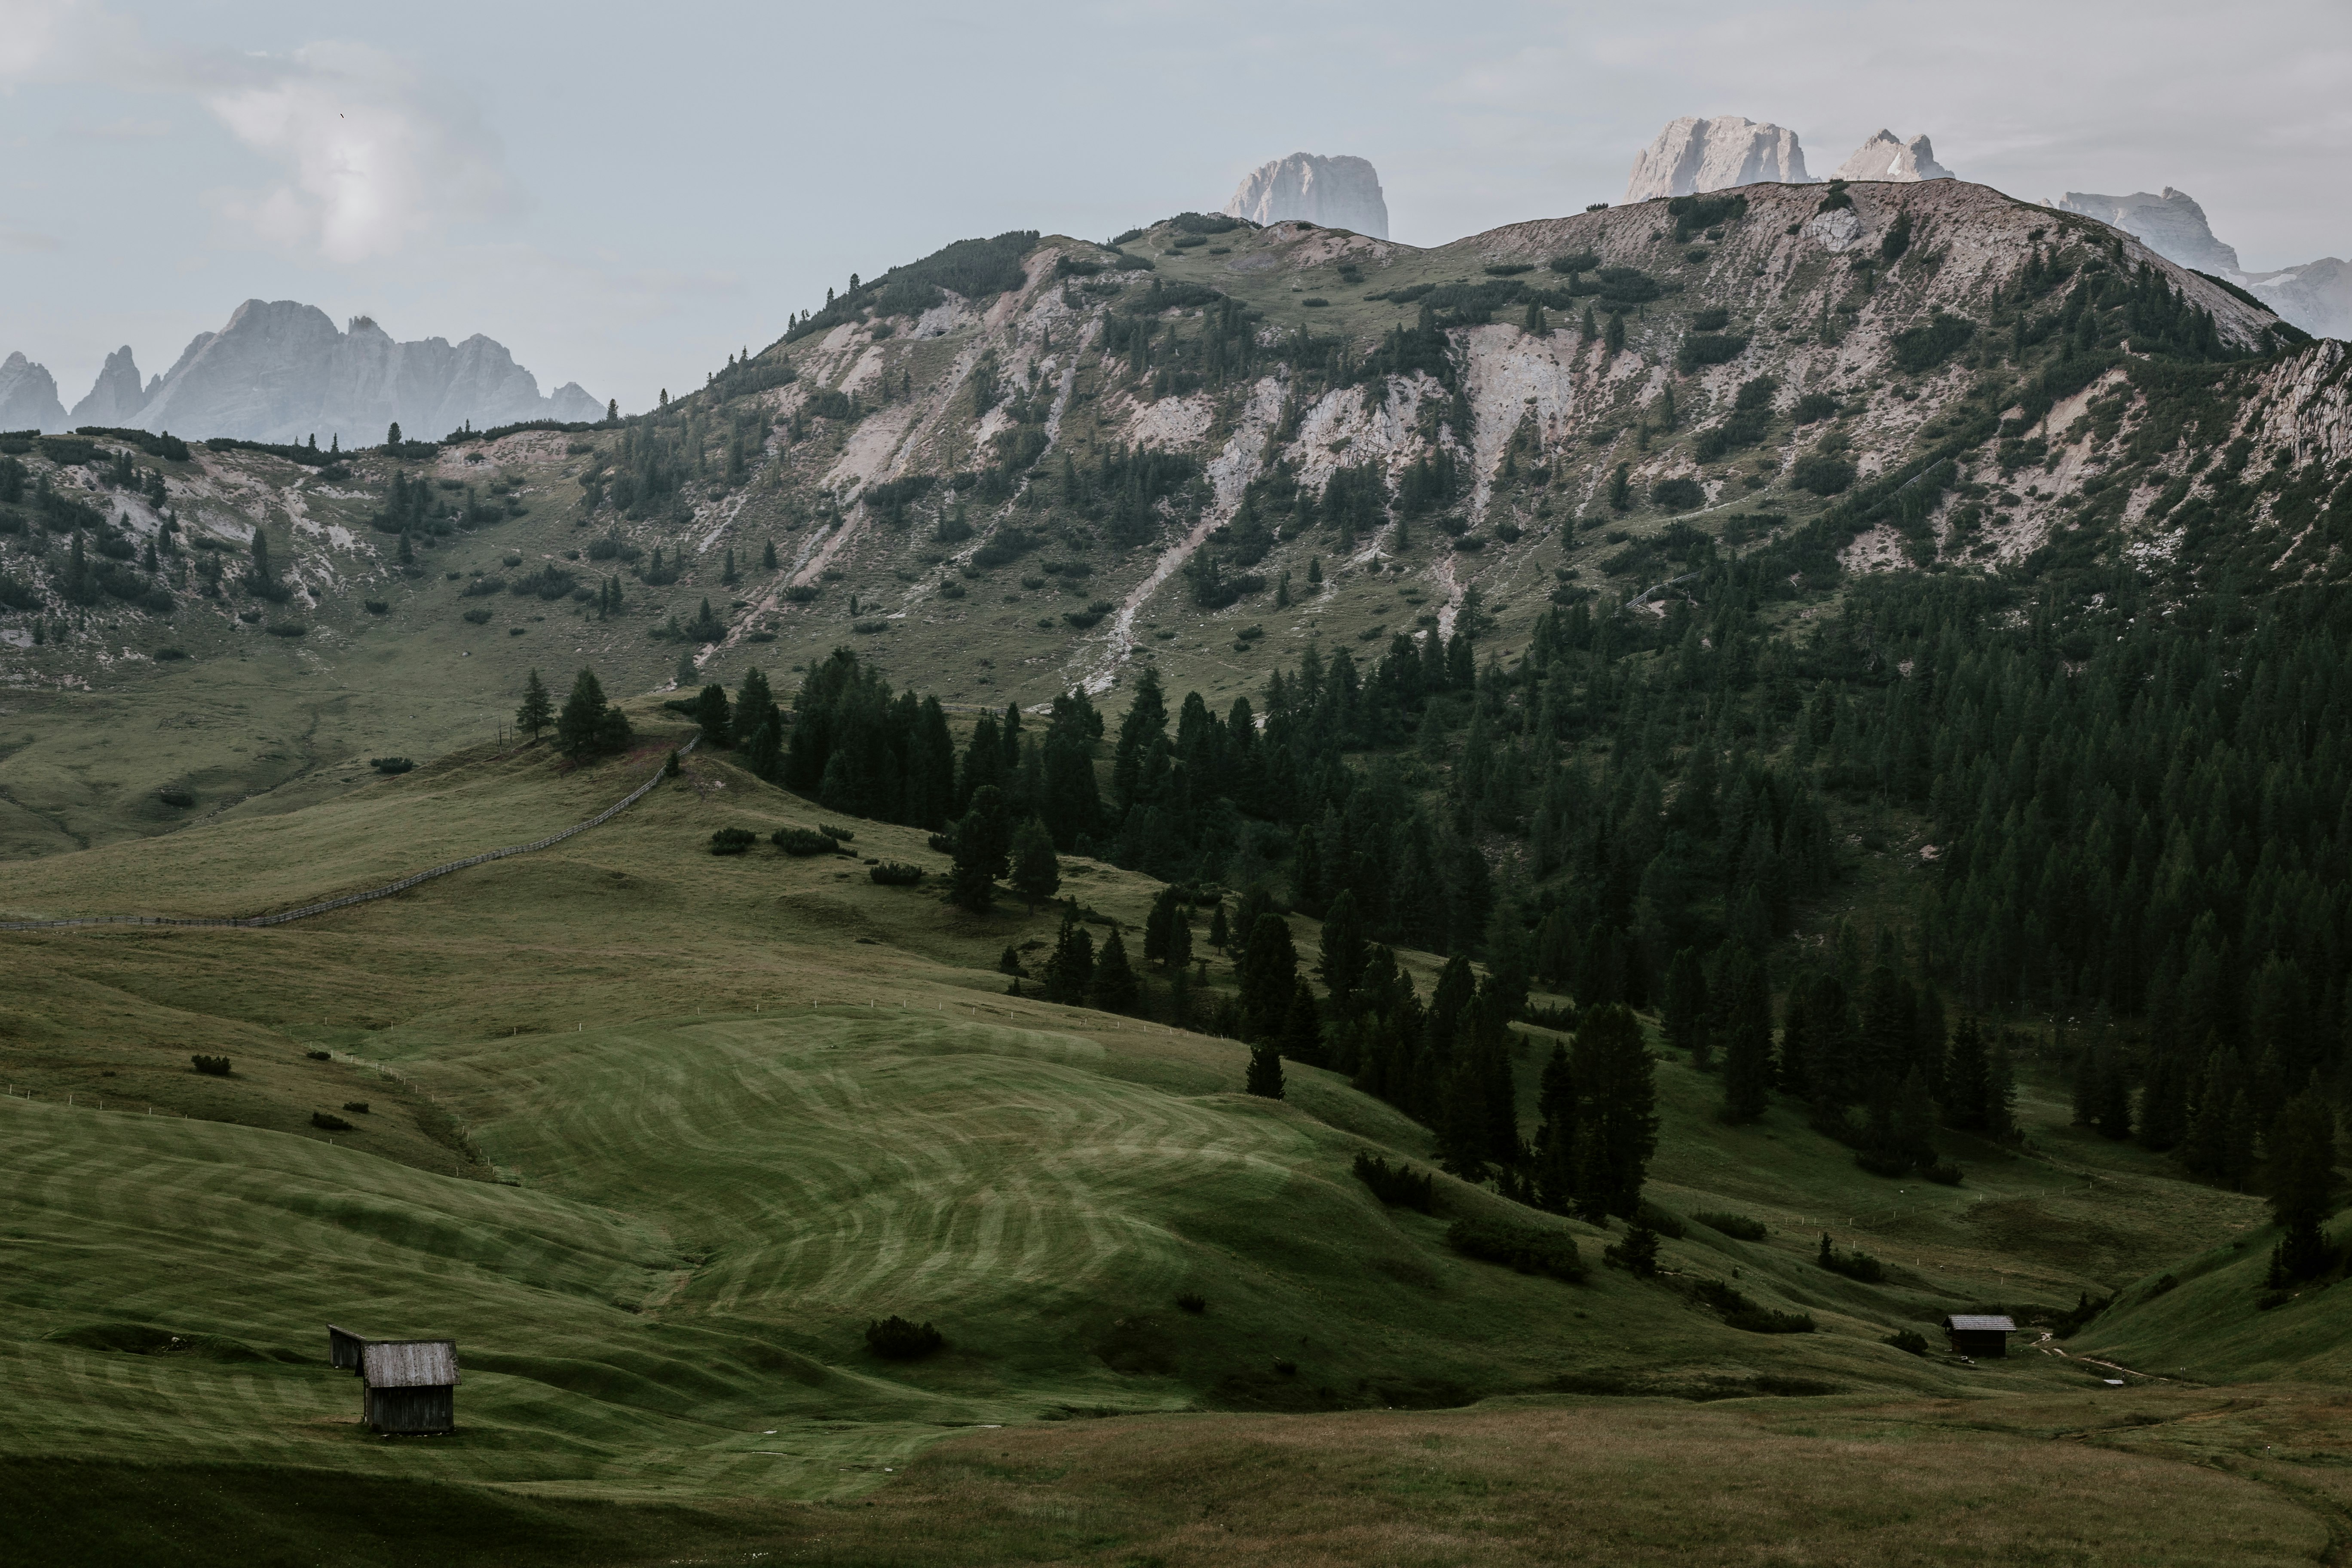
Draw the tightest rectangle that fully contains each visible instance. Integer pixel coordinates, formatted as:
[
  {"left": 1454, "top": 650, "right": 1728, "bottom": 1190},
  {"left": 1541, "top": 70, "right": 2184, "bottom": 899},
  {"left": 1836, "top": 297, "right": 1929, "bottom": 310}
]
[
  {"left": 1831, "top": 131, "right": 1955, "bottom": 184},
  {"left": 0, "top": 349, "right": 68, "bottom": 433},
  {"left": 1624, "top": 116, "right": 1811, "bottom": 204},
  {"left": 1222, "top": 152, "right": 1389, "bottom": 240},
  {"left": 69, "top": 345, "right": 146, "bottom": 428},
  {"left": 2052, "top": 187, "right": 2243, "bottom": 276}
]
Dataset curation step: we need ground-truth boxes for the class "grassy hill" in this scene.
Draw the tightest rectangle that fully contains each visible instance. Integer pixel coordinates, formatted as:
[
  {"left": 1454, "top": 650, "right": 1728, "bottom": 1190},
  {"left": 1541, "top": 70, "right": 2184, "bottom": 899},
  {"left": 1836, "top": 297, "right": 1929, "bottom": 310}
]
[{"left": 5, "top": 729, "right": 2343, "bottom": 1562}]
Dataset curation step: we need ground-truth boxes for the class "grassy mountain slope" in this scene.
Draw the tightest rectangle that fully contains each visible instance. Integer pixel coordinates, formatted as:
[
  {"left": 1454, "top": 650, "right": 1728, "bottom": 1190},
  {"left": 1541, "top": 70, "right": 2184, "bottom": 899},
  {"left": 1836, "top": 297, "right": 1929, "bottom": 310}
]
[{"left": 5, "top": 727, "right": 2342, "bottom": 1560}]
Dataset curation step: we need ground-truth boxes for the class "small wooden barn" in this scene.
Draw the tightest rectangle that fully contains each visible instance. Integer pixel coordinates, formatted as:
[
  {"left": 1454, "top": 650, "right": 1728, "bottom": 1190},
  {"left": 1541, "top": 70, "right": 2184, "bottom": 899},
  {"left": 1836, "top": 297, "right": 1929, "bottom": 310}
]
[
  {"left": 359, "top": 1339, "right": 459, "bottom": 1433},
  {"left": 327, "top": 1323, "right": 369, "bottom": 1373},
  {"left": 1942, "top": 1314, "right": 2016, "bottom": 1357}
]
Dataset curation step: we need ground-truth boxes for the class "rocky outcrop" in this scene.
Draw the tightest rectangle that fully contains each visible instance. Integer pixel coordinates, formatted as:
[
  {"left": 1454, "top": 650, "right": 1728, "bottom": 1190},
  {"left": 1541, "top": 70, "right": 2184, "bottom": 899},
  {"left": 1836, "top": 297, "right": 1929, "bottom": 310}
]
[
  {"left": 2245, "top": 258, "right": 2352, "bottom": 341},
  {"left": 107, "top": 300, "right": 600, "bottom": 446},
  {"left": 1222, "top": 153, "right": 1389, "bottom": 239},
  {"left": 1832, "top": 132, "right": 1954, "bottom": 183},
  {"left": 68, "top": 346, "right": 148, "bottom": 428},
  {"left": 2054, "top": 188, "right": 2240, "bottom": 273},
  {"left": 0, "top": 352, "right": 68, "bottom": 432},
  {"left": 1623, "top": 116, "right": 1810, "bottom": 203}
]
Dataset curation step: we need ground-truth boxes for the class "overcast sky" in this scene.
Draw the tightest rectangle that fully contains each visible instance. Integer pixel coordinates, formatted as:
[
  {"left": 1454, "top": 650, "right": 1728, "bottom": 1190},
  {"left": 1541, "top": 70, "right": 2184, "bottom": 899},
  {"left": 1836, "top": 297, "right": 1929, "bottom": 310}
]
[{"left": 4, "top": 0, "right": 2347, "bottom": 414}]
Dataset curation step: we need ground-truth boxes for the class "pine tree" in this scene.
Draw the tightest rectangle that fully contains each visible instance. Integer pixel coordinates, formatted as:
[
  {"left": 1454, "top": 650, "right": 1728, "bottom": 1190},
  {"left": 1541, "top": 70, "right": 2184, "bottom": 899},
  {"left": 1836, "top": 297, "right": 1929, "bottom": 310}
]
[
  {"left": 386, "top": 422, "right": 402, "bottom": 446},
  {"left": 1239, "top": 914, "right": 1299, "bottom": 1041},
  {"left": 762, "top": 539, "right": 778, "bottom": 570},
  {"left": 1091, "top": 929, "right": 1141, "bottom": 1014},
  {"left": 1522, "top": 300, "right": 1547, "bottom": 335},
  {"left": 721, "top": 547, "right": 739, "bottom": 585},
  {"left": 1662, "top": 948, "right": 1710, "bottom": 1069},
  {"left": 1943, "top": 1016, "right": 1990, "bottom": 1130},
  {"left": 554, "top": 668, "right": 631, "bottom": 758},
  {"left": 1604, "top": 1221, "right": 1660, "bottom": 1277},
  {"left": 1280, "top": 980, "right": 1322, "bottom": 1065},
  {"left": 1604, "top": 311, "right": 1626, "bottom": 355},
  {"left": 1720, "top": 950, "right": 1774, "bottom": 1123},
  {"left": 1245, "top": 1041, "right": 1285, "bottom": 1099},
  {"left": 1042, "top": 910, "right": 1096, "bottom": 1004},
  {"left": 514, "top": 669, "right": 554, "bottom": 740},
  {"left": 1572, "top": 1003, "right": 1657, "bottom": 1219},
  {"left": 692, "top": 683, "right": 732, "bottom": 747},
  {"left": 1317, "top": 888, "right": 1369, "bottom": 1002},
  {"left": 1579, "top": 305, "right": 1598, "bottom": 342},
  {"left": 1209, "top": 903, "right": 1231, "bottom": 953},
  {"left": 2268, "top": 1088, "right": 2338, "bottom": 1280},
  {"left": 949, "top": 785, "right": 1014, "bottom": 912},
  {"left": 1010, "top": 817, "right": 1061, "bottom": 911},
  {"left": 1609, "top": 463, "right": 1631, "bottom": 512},
  {"left": 1534, "top": 1041, "right": 1579, "bottom": 1213},
  {"left": 1307, "top": 556, "right": 1323, "bottom": 587}
]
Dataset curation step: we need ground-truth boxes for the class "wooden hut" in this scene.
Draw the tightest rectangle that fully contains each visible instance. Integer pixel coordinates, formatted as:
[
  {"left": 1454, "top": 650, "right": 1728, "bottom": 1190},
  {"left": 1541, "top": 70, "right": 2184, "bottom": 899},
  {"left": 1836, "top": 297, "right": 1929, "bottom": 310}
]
[
  {"left": 327, "top": 1323, "right": 370, "bottom": 1373},
  {"left": 1941, "top": 1314, "right": 2016, "bottom": 1357},
  {"left": 360, "top": 1340, "right": 459, "bottom": 1433}
]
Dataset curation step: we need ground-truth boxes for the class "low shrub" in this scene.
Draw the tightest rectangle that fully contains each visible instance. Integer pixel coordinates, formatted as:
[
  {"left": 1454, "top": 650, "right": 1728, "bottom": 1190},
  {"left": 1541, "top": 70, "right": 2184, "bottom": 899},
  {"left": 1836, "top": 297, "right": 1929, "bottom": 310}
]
[
  {"left": 341, "top": 1101, "right": 371, "bottom": 1115},
  {"left": 1921, "top": 1161, "right": 1964, "bottom": 1186},
  {"left": 1633, "top": 1201, "right": 1687, "bottom": 1240},
  {"left": 817, "top": 824, "right": 855, "bottom": 842},
  {"left": 773, "top": 827, "right": 838, "bottom": 856},
  {"left": 265, "top": 622, "right": 307, "bottom": 637},
  {"left": 310, "top": 1111, "right": 354, "bottom": 1132},
  {"left": 304, "top": 1050, "right": 330, "bottom": 1061},
  {"left": 870, "top": 861, "right": 923, "bottom": 885},
  {"left": 362, "top": 599, "right": 389, "bottom": 614},
  {"left": 926, "top": 832, "right": 955, "bottom": 854},
  {"left": 462, "top": 607, "right": 492, "bottom": 624},
  {"left": 1652, "top": 477, "right": 1704, "bottom": 512},
  {"left": 1176, "top": 1292, "right": 1207, "bottom": 1314},
  {"left": 190, "top": 1054, "right": 231, "bottom": 1076},
  {"left": 1691, "top": 1277, "right": 1815, "bottom": 1333},
  {"left": 1677, "top": 333, "right": 1749, "bottom": 373},
  {"left": 710, "top": 827, "right": 758, "bottom": 855},
  {"left": 1694, "top": 1211, "right": 1766, "bottom": 1241},
  {"left": 1792, "top": 392, "right": 1839, "bottom": 423},
  {"left": 156, "top": 786, "right": 194, "bottom": 808},
  {"left": 155, "top": 646, "right": 190, "bottom": 660},
  {"left": 369, "top": 757, "right": 414, "bottom": 775},
  {"left": 1817, "top": 1234, "right": 1886, "bottom": 1283},
  {"left": 1448, "top": 1218, "right": 1585, "bottom": 1282},
  {"left": 1692, "top": 308, "right": 1731, "bottom": 331},
  {"left": 865, "top": 1315, "right": 943, "bottom": 1360},
  {"left": 1791, "top": 453, "right": 1855, "bottom": 495},
  {"left": 1885, "top": 1328, "right": 1930, "bottom": 1356},
  {"left": 1352, "top": 1152, "right": 1435, "bottom": 1212}
]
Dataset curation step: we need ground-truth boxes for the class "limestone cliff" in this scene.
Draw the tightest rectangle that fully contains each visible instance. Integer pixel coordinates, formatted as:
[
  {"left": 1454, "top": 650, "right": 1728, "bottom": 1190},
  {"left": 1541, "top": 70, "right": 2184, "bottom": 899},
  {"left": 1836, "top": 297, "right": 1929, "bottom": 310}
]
[
  {"left": 1223, "top": 153, "right": 1389, "bottom": 239},
  {"left": 67, "top": 346, "right": 148, "bottom": 427},
  {"left": 0, "top": 352, "right": 68, "bottom": 432},
  {"left": 1831, "top": 132, "right": 1954, "bottom": 184},
  {"left": 1623, "top": 117, "right": 1810, "bottom": 203},
  {"left": 2054, "top": 188, "right": 2240, "bottom": 274}
]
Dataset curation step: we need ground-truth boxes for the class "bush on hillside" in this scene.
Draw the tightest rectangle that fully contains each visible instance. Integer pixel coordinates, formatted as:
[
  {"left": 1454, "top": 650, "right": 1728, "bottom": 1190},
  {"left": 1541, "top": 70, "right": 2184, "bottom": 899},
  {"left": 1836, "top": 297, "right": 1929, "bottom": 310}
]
[
  {"left": 1448, "top": 1218, "right": 1585, "bottom": 1282},
  {"left": 1890, "top": 311, "right": 1976, "bottom": 373},
  {"left": 1793, "top": 392, "right": 1839, "bottom": 423},
  {"left": 363, "top": 599, "right": 389, "bottom": 614},
  {"left": 1652, "top": 477, "right": 1704, "bottom": 512},
  {"left": 1693, "top": 1277, "right": 1816, "bottom": 1334},
  {"left": 1885, "top": 1328, "right": 1930, "bottom": 1355},
  {"left": 864, "top": 1315, "right": 943, "bottom": 1360},
  {"left": 1175, "top": 1292, "right": 1207, "bottom": 1314},
  {"left": 1603, "top": 1222, "right": 1661, "bottom": 1277},
  {"left": 305, "top": 1050, "right": 330, "bottom": 1061},
  {"left": 773, "top": 827, "right": 838, "bottom": 856},
  {"left": 1792, "top": 453, "right": 1855, "bottom": 495},
  {"left": 1817, "top": 1234, "right": 1886, "bottom": 1283},
  {"left": 1633, "top": 1200, "right": 1687, "bottom": 1240},
  {"left": 265, "top": 622, "right": 307, "bottom": 637},
  {"left": 869, "top": 861, "right": 923, "bottom": 885},
  {"left": 710, "top": 827, "right": 757, "bottom": 855},
  {"left": 310, "top": 1111, "right": 354, "bottom": 1132},
  {"left": 342, "top": 1102, "right": 371, "bottom": 1114},
  {"left": 817, "top": 824, "right": 855, "bottom": 842},
  {"left": 156, "top": 786, "right": 194, "bottom": 808},
  {"left": 369, "top": 757, "right": 415, "bottom": 774},
  {"left": 1352, "top": 1152, "right": 1435, "bottom": 1212},
  {"left": 190, "top": 1054, "right": 231, "bottom": 1076},
  {"left": 1677, "top": 333, "right": 1750, "bottom": 373},
  {"left": 1694, "top": 1211, "right": 1767, "bottom": 1241}
]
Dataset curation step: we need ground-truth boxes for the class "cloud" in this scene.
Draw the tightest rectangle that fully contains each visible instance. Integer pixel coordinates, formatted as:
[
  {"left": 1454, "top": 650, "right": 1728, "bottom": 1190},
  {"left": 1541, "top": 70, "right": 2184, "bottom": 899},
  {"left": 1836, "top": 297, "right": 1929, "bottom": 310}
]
[
  {"left": 205, "top": 42, "right": 513, "bottom": 263},
  {"left": 0, "top": 227, "right": 61, "bottom": 251},
  {"left": 1, "top": 3, "right": 514, "bottom": 263}
]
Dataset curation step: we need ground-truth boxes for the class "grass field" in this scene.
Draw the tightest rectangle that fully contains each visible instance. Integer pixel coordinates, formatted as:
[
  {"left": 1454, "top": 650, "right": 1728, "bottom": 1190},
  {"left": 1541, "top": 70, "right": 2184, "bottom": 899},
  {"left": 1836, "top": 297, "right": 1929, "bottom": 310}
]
[{"left": 3, "top": 728, "right": 2344, "bottom": 1563}]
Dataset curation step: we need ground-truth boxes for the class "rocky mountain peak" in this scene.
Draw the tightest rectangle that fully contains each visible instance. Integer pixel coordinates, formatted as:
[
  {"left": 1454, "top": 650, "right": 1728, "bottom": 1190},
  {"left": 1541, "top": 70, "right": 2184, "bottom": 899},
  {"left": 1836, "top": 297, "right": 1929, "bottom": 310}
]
[
  {"left": 1222, "top": 153, "right": 1390, "bottom": 239},
  {"left": 68, "top": 345, "right": 147, "bottom": 428},
  {"left": 0, "top": 350, "right": 68, "bottom": 433},
  {"left": 1623, "top": 116, "right": 1811, "bottom": 204},
  {"left": 2053, "top": 187, "right": 2242, "bottom": 275},
  {"left": 1831, "top": 131, "right": 1954, "bottom": 183}
]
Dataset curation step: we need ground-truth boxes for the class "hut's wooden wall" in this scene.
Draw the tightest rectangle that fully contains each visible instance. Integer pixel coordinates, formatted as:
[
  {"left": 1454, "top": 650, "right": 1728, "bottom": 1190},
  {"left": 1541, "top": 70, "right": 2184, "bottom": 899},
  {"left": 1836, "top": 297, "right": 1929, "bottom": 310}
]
[{"left": 364, "top": 1385, "right": 454, "bottom": 1433}]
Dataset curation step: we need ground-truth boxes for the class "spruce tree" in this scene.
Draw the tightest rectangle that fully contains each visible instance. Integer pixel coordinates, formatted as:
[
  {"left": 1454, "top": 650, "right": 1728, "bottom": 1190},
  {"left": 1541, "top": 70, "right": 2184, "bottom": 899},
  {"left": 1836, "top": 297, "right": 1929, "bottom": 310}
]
[
  {"left": 1010, "top": 817, "right": 1061, "bottom": 911},
  {"left": 949, "top": 784, "right": 1014, "bottom": 912},
  {"left": 1042, "top": 910, "right": 1096, "bottom": 1004},
  {"left": 514, "top": 669, "right": 553, "bottom": 740},
  {"left": 1720, "top": 950, "right": 1774, "bottom": 1123},
  {"left": 692, "top": 683, "right": 732, "bottom": 747},
  {"left": 1239, "top": 914, "right": 1299, "bottom": 1041},
  {"left": 1091, "top": 929, "right": 1141, "bottom": 1014},
  {"left": 1279, "top": 980, "right": 1321, "bottom": 1066},
  {"left": 1317, "top": 888, "right": 1369, "bottom": 1001},
  {"left": 1604, "top": 311, "right": 1626, "bottom": 355},
  {"left": 1943, "top": 1016, "right": 1990, "bottom": 1130},
  {"left": 1609, "top": 463, "right": 1631, "bottom": 512},
  {"left": 1534, "top": 1040, "right": 1579, "bottom": 1213},
  {"left": 1662, "top": 948, "right": 1710, "bottom": 1069},
  {"left": 2267, "top": 1088, "right": 2338, "bottom": 1280},
  {"left": 1209, "top": 903, "right": 1231, "bottom": 953},
  {"left": 1572, "top": 1003, "right": 1657, "bottom": 1219},
  {"left": 762, "top": 539, "right": 778, "bottom": 571},
  {"left": 554, "top": 668, "right": 631, "bottom": 758},
  {"left": 1580, "top": 304, "right": 1598, "bottom": 342},
  {"left": 1245, "top": 1040, "right": 1285, "bottom": 1099}
]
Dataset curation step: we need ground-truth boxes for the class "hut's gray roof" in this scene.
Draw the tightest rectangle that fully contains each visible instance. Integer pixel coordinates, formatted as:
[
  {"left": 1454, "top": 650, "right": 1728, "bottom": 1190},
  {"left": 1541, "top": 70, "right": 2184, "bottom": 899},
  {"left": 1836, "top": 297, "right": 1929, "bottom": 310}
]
[
  {"left": 1943, "top": 1314, "right": 2016, "bottom": 1333},
  {"left": 361, "top": 1340, "right": 459, "bottom": 1387}
]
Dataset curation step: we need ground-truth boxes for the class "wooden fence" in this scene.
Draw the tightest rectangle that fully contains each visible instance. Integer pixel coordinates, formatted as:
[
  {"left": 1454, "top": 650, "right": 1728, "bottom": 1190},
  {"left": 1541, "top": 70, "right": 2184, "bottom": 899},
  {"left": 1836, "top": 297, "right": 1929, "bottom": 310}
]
[{"left": 0, "top": 737, "right": 698, "bottom": 934}]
